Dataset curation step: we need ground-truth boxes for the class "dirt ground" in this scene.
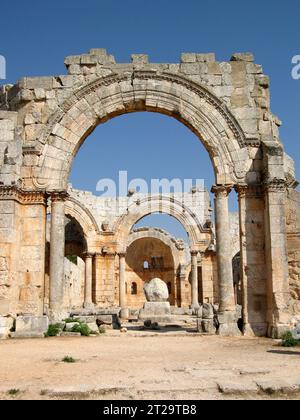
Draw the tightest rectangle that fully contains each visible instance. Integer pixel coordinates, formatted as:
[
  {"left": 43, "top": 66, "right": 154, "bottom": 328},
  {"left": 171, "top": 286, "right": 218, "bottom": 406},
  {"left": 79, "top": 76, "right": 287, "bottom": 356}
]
[{"left": 0, "top": 330, "right": 300, "bottom": 400}]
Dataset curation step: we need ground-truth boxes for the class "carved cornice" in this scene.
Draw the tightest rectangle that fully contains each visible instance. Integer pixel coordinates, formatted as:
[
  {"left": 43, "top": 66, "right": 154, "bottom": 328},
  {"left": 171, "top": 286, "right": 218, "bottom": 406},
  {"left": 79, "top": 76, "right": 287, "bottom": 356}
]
[
  {"left": 0, "top": 186, "right": 47, "bottom": 204},
  {"left": 263, "top": 179, "right": 288, "bottom": 193},
  {"left": 245, "top": 138, "right": 261, "bottom": 148}
]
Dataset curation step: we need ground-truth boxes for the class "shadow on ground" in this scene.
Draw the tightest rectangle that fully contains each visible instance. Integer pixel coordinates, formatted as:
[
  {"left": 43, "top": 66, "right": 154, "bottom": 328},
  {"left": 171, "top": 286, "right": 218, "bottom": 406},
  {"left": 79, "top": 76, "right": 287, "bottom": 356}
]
[{"left": 267, "top": 349, "right": 300, "bottom": 356}]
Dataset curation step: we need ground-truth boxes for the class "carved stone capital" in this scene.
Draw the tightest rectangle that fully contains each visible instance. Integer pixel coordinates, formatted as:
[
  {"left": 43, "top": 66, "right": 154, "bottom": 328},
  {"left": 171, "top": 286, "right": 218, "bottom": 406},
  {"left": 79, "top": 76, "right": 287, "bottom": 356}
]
[
  {"left": 234, "top": 184, "right": 264, "bottom": 199},
  {"left": 49, "top": 191, "right": 69, "bottom": 203},
  {"left": 94, "top": 252, "right": 103, "bottom": 259},
  {"left": 211, "top": 184, "right": 233, "bottom": 198},
  {"left": 83, "top": 252, "right": 94, "bottom": 259}
]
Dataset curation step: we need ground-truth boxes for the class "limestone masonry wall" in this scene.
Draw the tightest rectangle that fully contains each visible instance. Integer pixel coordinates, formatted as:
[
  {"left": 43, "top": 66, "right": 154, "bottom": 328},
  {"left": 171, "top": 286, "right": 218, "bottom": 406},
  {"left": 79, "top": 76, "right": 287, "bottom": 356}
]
[{"left": 286, "top": 189, "right": 300, "bottom": 316}]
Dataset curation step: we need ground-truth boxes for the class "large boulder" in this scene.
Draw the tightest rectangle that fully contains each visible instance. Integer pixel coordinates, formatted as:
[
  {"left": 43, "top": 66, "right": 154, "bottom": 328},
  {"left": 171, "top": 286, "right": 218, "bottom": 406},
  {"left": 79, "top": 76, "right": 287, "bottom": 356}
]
[{"left": 144, "top": 278, "right": 169, "bottom": 302}]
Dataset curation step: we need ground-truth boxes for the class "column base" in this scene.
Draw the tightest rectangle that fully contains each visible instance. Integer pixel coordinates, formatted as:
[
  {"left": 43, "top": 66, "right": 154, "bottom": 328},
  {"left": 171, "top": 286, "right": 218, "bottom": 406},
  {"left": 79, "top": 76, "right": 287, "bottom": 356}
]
[
  {"left": 120, "top": 308, "right": 130, "bottom": 319},
  {"left": 83, "top": 302, "right": 94, "bottom": 311},
  {"left": 190, "top": 303, "right": 200, "bottom": 314},
  {"left": 217, "top": 311, "right": 241, "bottom": 337},
  {"left": 242, "top": 323, "right": 256, "bottom": 337},
  {"left": 48, "top": 309, "right": 69, "bottom": 323}
]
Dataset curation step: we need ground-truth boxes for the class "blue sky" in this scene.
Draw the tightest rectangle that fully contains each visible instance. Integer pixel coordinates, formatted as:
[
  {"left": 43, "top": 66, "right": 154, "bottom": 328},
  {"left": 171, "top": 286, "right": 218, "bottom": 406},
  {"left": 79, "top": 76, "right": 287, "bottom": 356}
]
[{"left": 1, "top": 0, "right": 299, "bottom": 239}]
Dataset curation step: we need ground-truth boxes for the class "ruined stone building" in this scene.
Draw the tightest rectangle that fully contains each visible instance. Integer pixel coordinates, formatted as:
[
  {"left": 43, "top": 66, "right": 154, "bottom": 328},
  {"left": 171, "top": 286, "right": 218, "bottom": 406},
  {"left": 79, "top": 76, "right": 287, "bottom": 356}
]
[{"left": 0, "top": 48, "right": 299, "bottom": 339}]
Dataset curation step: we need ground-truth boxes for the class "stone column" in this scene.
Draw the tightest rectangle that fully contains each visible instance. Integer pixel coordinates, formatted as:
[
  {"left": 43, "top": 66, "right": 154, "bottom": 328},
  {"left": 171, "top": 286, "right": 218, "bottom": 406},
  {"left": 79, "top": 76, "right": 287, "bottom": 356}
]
[
  {"left": 212, "top": 185, "right": 240, "bottom": 336},
  {"left": 264, "top": 180, "right": 291, "bottom": 338},
  {"left": 177, "top": 264, "right": 187, "bottom": 307},
  {"left": 84, "top": 252, "right": 94, "bottom": 310},
  {"left": 49, "top": 191, "right": 68, "bottom": 320},
  {"left": 236, "top": 185, "right": 267, "bottom": 337},
  {"left": 118, "top": 252, "right": 128, "bottom": 319},
  {"left": 190, "top": 250, "right": 200, "bottom": 310}
]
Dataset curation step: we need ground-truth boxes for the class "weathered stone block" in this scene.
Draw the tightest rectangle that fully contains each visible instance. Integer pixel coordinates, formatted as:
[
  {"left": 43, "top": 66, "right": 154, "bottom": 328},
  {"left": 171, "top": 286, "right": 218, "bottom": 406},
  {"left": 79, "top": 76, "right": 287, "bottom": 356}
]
[
  {"left": 14, "top": 316, "right": 48, "bottom": 337},
  {"left": 0, "top": 316, "right": 14, "bottom": 339},
  {"left": 180, "top": 53, "right": 197, "bottom": 63},
  {"left": 231, "top": 53, "right": 254, "bottom": 62}
]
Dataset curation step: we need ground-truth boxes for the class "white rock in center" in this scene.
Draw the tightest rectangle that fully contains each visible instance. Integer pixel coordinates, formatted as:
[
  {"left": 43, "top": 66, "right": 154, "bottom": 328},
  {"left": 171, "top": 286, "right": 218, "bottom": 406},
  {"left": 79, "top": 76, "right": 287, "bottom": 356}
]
[{"left": 144, "top": 278, "right": 169, "bottom": 302}]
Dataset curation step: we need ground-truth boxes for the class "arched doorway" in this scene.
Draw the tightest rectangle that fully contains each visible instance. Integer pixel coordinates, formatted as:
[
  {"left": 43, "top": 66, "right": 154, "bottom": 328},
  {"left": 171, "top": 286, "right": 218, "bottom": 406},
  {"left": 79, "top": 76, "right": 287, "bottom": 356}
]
[{"left": 125, "top": 236, "right": 176, "bottom": 307}]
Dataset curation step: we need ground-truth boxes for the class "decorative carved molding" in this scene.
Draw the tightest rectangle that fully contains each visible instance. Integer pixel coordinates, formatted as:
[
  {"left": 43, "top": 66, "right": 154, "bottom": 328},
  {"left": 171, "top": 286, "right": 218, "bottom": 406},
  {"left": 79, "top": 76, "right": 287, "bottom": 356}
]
[
  {"left": 263, "top": 178, "right": 288, "bottom": 193},
  {"left": 0, "top": 186, "right": 47, "bottom": 204},
  {"left": 245, "top": 138, "right": 261, "bottom": 148}
]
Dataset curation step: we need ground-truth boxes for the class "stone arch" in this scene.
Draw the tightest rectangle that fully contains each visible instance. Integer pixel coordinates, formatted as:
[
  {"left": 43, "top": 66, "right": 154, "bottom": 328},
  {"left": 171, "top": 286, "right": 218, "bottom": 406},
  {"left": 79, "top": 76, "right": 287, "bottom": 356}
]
[
  {"left": 127, "top": 227, "right": 187, "bottom": 270},
  {"left": 33, "top": 72, "right": 252, "bottom": 190},
  {"left": 113, "top": 195, "right": 209, "bottom": 250},
  {"left": 64, "top": 197, "right": 100, "bottom": 249},
  {"left": 125, "top": 234, "right": 177, "bottom": 307}
]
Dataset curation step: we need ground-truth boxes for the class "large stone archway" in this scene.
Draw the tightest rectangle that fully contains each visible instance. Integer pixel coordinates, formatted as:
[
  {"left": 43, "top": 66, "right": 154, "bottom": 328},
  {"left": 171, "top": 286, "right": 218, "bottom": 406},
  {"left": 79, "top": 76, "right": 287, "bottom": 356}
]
[{"left": 0, "top": 48, "right": 296, "bottom": 337}]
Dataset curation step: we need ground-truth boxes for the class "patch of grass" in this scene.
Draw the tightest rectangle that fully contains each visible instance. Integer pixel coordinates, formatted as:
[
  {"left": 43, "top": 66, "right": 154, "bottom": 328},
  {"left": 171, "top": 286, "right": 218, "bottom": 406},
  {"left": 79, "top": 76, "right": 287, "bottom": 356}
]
[
  {"left": 62, "top": 356, "right": 76, "bottom": 363},
  {"left": 281, "top": 331, "right": 300, "bottom": 347},
  {"left": 44, "top": 323, "right": 61, "bottom": 337},
  {"left": 71, "top": 323, "right": 90, "bottom": 336},
  {"left": 7, "top": 389, "right": 20, "bottom": 396}
]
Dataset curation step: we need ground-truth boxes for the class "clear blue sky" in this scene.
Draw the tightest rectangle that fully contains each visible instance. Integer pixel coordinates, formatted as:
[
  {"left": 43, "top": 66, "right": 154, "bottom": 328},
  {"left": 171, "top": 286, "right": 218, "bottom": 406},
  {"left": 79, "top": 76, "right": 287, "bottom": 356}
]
[{"left": 1, "top": 0, "right": 299, "bottom": 239}]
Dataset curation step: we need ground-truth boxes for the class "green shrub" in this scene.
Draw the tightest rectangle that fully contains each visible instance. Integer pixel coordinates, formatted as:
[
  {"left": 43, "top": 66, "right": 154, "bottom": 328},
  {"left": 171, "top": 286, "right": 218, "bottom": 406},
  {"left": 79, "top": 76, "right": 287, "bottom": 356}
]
[
  {"left": 7, "top": 389, "right": 20, "bottom": 396},
  {"left": 45, "top": 324, "right": 61, "bottom": 337},
  {"left": 281, "top": 331, "right": 300, "bottom": 347},
  {"left": 71, "top": 323, "right": 90, "bottom": 336},
  {"left": 62, "top": 356, "right": 76, "bottom": 363}
]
